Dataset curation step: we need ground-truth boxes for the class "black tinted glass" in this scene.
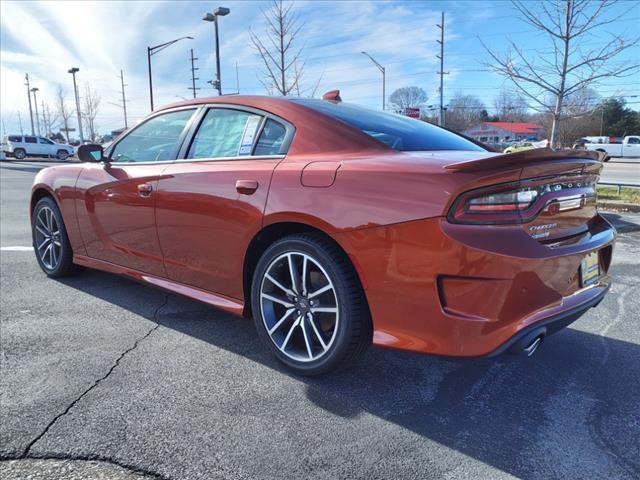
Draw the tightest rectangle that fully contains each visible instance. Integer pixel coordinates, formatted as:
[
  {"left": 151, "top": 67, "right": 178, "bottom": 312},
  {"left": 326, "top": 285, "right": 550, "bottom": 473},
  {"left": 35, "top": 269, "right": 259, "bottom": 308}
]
[
  {"left": 291, "top": 99, "right": 485, "bottom": 152},
  {"left": 25, "top": 136, "right": 37, "bottom": 144},
  {"left": 8, "top": 136, "right": 21, "bottom": 142},
  {"left": 254, "top": 119, "right": 287, "bottom": 155}
]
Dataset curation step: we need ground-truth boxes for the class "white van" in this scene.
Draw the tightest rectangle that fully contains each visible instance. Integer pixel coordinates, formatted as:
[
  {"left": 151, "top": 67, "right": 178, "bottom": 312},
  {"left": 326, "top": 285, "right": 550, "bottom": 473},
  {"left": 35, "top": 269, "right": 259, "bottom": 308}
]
[{"left": 1, "top": 135, "right": 74, "bottom": 160}]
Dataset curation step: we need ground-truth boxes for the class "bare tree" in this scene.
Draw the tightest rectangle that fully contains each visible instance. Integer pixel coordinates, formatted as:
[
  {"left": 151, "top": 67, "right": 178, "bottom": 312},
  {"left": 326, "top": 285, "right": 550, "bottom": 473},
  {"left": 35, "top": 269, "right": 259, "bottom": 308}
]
[
  {"left": 483, "top": 0, "right": 639, "bottom": 147},
  {"left": 388, "top": 86, "right": 428, "bottom": 112},
  {"left": 445, "top": 93, "right": 487, "bottom": 132},
  {"left": 250, "top": 0, "right": 305, "bottom": 96},
  {"left": 493, "top": 88, "right": 529, "bottom": 122},
  {"left": 55, "top": 86, "right": 73, "bottom": 143},
  {"left": 40, "top": 101, "right": 59, "bottom": 138},
  {"left": 82, "top": 83, "right": 101, "bottom": 142}
]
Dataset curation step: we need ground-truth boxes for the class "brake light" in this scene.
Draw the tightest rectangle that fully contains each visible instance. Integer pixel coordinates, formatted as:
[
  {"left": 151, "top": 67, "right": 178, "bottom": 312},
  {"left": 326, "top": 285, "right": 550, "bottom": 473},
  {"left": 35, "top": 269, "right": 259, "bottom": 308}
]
[
  {"left": 448, "top": 177, "right": 596, "bottom": 224},
  {"left": 466, "top": 189, "right": 538, "bottom": 212}
]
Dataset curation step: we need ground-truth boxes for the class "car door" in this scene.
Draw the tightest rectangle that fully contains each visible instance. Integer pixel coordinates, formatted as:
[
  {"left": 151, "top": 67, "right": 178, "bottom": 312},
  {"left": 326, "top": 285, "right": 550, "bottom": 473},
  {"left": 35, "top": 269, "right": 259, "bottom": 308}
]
[
  {"left": 156, "top": 106, "right": 293, "bottom": 299},
  {"left": 625, "top": 136, "right": 640, "bottom": 157},
  {"left": 38, "top": 137, "right": 55, "bottom": 156},
  {"left": 23, "top": 136, "right": 40, "bottom": 155},
  {"left": 75, "top": 107, "right": 198, "bottom": 276}
]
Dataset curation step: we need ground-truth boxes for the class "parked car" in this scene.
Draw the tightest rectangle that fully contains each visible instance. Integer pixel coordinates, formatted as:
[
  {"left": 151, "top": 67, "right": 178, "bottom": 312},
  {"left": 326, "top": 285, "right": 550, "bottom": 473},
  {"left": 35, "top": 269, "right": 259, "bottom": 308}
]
[
  {"left": 30, "top": 94, "right": 615, "bottom": 375},
  {"left": 2, "top": 135, "right": 74, "bottom": 160},
  {"left": 585, "top": 135, "right": 640, "bottom": 160},
  {"left": 503, "top": 141, "right": 535, "bottom": 154}
]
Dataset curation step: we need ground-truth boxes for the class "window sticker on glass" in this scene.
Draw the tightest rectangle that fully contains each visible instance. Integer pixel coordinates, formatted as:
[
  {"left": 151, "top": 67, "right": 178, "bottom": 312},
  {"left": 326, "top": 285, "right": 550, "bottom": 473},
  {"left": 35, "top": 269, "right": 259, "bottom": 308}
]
[{"left": 239, "top": 115, "right": 262, "bottom": 155}]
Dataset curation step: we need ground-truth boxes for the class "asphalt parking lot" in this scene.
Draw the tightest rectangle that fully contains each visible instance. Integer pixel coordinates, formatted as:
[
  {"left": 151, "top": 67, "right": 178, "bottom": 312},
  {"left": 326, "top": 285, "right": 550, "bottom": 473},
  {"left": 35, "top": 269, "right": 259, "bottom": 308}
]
[{"left": 1, "top": 160, "right": 639, "bottom": 480}]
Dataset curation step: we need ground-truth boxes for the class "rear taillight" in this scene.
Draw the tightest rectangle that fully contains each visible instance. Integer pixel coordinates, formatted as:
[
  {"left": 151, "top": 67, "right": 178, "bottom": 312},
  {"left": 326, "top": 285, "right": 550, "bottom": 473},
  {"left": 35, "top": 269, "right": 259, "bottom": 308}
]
[{"left": 448, "top": 177, "right": 596, "bottom": 224}]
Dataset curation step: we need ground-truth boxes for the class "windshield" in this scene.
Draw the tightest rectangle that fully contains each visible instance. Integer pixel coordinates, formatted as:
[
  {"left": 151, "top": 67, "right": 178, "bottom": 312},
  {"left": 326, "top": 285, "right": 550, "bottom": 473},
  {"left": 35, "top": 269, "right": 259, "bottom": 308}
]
[{"left": 291, "top": 99, "right": 485, "bottom": 152}]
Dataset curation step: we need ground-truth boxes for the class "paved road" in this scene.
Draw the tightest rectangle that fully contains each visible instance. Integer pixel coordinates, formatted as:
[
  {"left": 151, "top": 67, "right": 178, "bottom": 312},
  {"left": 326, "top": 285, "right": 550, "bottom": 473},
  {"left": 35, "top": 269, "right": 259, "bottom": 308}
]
[
  {"left": 1, "top": 161, "right": 639, "bottom": 480},
  {"left": 600, "top": 157, "right": 640, "bottom": 185}
]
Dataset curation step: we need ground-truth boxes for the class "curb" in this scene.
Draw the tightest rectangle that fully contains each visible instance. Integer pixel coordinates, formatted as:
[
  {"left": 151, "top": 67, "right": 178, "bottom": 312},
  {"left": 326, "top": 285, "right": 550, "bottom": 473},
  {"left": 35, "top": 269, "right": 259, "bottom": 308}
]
[{"left": 598, "top": 201, "right": 640, "bottom": 213}]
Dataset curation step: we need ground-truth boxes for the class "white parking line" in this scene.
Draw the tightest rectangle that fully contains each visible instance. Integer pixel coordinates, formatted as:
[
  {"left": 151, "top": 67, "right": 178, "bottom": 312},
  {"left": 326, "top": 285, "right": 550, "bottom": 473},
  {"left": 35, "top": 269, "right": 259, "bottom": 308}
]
[{"left": 1, "top": 246, "right": 33, "bottom": 251}]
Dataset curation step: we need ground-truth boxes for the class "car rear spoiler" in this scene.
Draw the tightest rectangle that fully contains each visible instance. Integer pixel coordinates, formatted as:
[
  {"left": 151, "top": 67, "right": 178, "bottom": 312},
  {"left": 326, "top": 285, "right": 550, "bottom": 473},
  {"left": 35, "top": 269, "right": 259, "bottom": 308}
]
[{"left": 444, "top": 148, "right": 603, "bottom": 172}]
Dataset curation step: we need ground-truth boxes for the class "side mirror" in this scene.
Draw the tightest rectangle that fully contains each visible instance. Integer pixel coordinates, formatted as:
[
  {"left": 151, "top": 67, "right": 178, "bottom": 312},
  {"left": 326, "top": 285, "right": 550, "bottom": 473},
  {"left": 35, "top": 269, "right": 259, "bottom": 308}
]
[{"left": 77, "top": 144, "right": 105, "bottom": 163}]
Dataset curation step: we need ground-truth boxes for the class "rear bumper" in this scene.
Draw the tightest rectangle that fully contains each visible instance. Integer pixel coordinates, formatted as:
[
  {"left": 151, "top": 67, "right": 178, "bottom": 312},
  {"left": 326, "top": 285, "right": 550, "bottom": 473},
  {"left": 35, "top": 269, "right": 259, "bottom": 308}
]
[
  {"left": 486, "top": 281, "right": 609, "bottom": 357},
  {"left": 336, "top": 214, "right": 616, "bottom": 357}
]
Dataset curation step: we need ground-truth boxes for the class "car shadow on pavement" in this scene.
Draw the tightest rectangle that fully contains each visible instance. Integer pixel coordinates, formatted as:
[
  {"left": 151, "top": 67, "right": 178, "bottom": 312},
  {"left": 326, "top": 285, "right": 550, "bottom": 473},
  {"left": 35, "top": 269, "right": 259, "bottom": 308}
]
[{"left": 57, "top": 269, "right": 640, "bottom": 480}]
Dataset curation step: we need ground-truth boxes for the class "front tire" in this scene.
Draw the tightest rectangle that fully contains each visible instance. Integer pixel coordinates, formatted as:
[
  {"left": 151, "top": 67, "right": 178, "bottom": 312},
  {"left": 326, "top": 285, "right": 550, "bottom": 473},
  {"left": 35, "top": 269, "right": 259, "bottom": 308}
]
[
  {"left": 251, "top": 234, "right": 371, "bottom": 376},
  {"left": 31, "top": 197, "right": 78, "bottom": 277},
  {"left": 56, "top": 149, "right": 69, "bottom": 160}
]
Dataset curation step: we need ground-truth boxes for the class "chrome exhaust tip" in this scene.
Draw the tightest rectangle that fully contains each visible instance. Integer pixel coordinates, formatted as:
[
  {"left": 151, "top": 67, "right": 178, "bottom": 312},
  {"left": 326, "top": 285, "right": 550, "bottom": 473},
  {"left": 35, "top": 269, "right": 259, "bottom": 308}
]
[{"left": 522, "top": 335, "right": 544, "bottom": 357}]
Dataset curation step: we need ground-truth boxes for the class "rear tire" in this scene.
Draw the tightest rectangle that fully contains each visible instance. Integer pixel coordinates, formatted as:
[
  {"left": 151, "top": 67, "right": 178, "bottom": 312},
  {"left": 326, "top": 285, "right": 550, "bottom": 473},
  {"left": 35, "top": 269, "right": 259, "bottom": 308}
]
[
  {"left": 251, "top": 234, "right": 371, "bottom": 376},
  {"left": 14, "top": 148, "right": 26, "bottom": 160},
  {"left": 32, "top": 197, "right": 79, "bottom": 277}
]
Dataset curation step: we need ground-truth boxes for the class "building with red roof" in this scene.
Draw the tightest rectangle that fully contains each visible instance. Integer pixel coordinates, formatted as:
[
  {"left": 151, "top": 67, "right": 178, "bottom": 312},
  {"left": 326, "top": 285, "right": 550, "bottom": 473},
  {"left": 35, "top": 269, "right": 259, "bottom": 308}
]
[{"left": 463, "top": 122, "right": 545, "bottom": 143}]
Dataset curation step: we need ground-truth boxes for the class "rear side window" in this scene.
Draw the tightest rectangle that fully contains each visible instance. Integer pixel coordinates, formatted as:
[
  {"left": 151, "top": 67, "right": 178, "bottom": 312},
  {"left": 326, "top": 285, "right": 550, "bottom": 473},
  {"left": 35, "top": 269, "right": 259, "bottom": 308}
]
[
  {"left": 24, "top": 136, "right": 37, "bottom": 144},
  {"left": 188, "top": 108, "right": 262, "bottom": 159},
  {"left": 8, "top": 136, "right": 21, "bottom": 142},
  {"left": 254, "top": 119, "right": 286, "bottom": 155},
  {"left": 291, "top": 99, "right": 485, "bottom": 152},
  {"left": 110, "top": 109, "right": 195, "bottom": 162}
]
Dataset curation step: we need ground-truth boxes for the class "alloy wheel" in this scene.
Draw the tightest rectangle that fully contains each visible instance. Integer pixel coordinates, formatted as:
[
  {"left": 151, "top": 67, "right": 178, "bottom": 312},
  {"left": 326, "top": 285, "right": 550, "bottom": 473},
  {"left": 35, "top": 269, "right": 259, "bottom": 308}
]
[
  {"left": 260, "top": 251, "right": 339, "bottom": 362},
  {"left": 34, "top": 206, "right": 62, "bottom": 270}
]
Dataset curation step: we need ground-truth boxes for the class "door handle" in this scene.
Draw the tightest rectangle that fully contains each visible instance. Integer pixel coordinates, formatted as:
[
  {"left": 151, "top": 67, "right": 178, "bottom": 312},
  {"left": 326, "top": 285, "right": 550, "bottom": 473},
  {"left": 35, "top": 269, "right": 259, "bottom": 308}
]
[
  {"left": 138, "top": 183, "right": 153, "bottom": 197},
  {"left": 236, "top": 180, "right": 259, "bottom": 195}
]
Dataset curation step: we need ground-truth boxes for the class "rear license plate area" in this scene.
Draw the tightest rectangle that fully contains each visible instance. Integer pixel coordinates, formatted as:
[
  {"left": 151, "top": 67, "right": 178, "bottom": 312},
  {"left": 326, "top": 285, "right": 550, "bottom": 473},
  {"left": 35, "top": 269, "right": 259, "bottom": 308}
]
[{"left": 580, "top": 250, "right": 600, "bottom": 287}]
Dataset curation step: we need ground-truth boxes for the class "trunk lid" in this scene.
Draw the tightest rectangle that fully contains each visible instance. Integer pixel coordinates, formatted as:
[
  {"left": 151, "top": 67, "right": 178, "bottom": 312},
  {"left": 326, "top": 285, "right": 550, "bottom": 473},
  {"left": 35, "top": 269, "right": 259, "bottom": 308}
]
[{"left": 445, "top": 148, "right": 603, "bottom": 242}]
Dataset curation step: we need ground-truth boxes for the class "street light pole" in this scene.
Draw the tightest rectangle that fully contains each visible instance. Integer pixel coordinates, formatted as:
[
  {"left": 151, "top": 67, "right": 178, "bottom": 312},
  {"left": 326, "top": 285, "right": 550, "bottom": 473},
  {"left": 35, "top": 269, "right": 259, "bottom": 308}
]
[
  {"left": 361, "top": 52, "right": 385, "bottom": 110},
  {"left": 30, "top": 87, "right": 41, "bottom": 136},
  {"left": 67, "top": 67, "right": 84, "bottom": 143},
  {"left": 203, "top": 7, "right": 230, "bottom": 96},
  {"left": 147, "top": 36, "right": 194, "bottom": 111}
]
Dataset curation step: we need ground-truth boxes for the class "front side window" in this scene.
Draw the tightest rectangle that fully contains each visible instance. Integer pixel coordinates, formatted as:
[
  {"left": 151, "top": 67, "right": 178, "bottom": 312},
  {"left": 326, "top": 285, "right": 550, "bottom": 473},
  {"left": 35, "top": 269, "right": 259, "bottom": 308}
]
[
  {"left": 38, "top": 137, "right": 54, "bottom": 145},
  {"left": 291, "top": 99, "right": 485, "bottom": 152},
  {"left": 110, "top": 109, "right": 195, "bottom": 162},
  {"left": 24, "top": 136, "right": 37, "bottom": 144},
  {"left": 188, "top": 108, "right": 263, "bottom": 159},
  {"left": 628, "top": 137, "right": 640, "bottom": 145},
  {"left": 254, "top": 119, "right": 287, "bottom": 155}
]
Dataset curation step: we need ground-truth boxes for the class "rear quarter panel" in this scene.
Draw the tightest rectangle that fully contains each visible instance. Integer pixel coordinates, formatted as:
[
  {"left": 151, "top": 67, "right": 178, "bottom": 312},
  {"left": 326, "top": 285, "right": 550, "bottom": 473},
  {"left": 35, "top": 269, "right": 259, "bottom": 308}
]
[{"left": 264, "top": 151, "right": 521, "bottom": 232}]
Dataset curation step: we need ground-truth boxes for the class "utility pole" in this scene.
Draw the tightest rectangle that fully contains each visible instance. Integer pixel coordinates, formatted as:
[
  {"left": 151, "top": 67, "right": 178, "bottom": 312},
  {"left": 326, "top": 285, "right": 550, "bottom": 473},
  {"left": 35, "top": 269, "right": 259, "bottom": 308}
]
[
  {"left": 31, "top": 88, "right": 41, "bottom": 136},
  {"left": 436, "top": 12, "right": 449, "bottom": 127},
  {"left": 41, "top": 100, "right": 49, "bottom": 137},
  {"left": 189, "top": 49, "right": 200, "bottom": 98},
  {"left": 24, "top": 74, "right": 35, "bottom": 135},
  {"left": 119, "top": 69, "right": 128, "bottom": 128}
]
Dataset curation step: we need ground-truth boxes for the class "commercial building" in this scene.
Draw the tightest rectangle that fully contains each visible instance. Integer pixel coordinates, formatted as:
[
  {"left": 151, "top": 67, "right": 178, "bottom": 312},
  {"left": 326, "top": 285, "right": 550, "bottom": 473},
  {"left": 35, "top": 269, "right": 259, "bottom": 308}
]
[{"left": 463, "top": 122, "right": 545, "bottom": 143}]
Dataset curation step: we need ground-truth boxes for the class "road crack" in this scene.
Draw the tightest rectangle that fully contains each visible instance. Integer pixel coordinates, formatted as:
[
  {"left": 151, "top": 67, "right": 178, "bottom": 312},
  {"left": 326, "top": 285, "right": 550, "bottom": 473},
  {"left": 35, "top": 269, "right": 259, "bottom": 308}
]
[{"left": 20, "top": 295, "right": 169, "bottom": 458}]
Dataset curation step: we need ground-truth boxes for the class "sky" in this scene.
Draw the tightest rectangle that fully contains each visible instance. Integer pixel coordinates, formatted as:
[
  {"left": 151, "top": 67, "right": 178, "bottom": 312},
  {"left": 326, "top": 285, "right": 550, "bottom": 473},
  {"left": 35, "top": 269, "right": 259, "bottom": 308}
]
[{"left": 1, "top": 0, "right": 639, "bottom": 138}]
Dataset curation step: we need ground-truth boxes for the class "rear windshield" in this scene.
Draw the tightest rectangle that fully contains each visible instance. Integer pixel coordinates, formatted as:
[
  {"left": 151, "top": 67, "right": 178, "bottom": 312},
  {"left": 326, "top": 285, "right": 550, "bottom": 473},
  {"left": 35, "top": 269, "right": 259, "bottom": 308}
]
[{"left": 291, "top": 99, "right": 485, "bottom": 152}]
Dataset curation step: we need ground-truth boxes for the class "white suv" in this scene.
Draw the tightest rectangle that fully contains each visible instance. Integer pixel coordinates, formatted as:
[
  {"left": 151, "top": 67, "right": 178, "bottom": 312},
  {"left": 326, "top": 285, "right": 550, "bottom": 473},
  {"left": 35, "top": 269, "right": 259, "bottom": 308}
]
[{"left": 2, "top": 135, "right": 74, "bottom": 160}]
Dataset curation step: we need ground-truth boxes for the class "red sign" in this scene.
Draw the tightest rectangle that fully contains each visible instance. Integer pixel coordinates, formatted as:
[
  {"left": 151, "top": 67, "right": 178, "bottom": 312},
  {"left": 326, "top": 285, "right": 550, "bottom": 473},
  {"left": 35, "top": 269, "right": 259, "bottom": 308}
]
[{"left": 404, "top": 107, "right": 420, "bottom": 118}]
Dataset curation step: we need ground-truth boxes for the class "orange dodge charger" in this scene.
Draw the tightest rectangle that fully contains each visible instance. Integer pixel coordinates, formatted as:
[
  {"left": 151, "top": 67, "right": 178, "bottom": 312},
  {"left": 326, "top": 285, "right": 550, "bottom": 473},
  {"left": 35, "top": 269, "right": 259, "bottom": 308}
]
[{"left": 30, "top": 93, "right": 615, "bottom": 375}]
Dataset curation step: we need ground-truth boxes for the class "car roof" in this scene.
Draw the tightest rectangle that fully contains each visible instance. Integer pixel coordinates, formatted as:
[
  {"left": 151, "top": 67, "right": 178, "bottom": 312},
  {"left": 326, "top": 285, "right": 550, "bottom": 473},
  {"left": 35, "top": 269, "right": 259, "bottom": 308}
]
[{"left": 158, "top": 95, "right": 388, "bottom": 155}]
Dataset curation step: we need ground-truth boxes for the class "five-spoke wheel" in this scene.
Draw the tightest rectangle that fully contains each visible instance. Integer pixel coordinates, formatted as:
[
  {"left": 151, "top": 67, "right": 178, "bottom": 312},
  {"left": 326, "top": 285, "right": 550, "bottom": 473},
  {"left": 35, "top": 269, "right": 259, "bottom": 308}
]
[
  {"left": 260, "top": 252, "right": 339, "bottom": 362},
  {"left": 34, "top": 205, "right": 62, "bottom": 270},
  {"left": 31, "top": 197, "right": 78, "bottom": 277},
  {"left": 252, "top": 234, "right": 371, "bottom": 375}
]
